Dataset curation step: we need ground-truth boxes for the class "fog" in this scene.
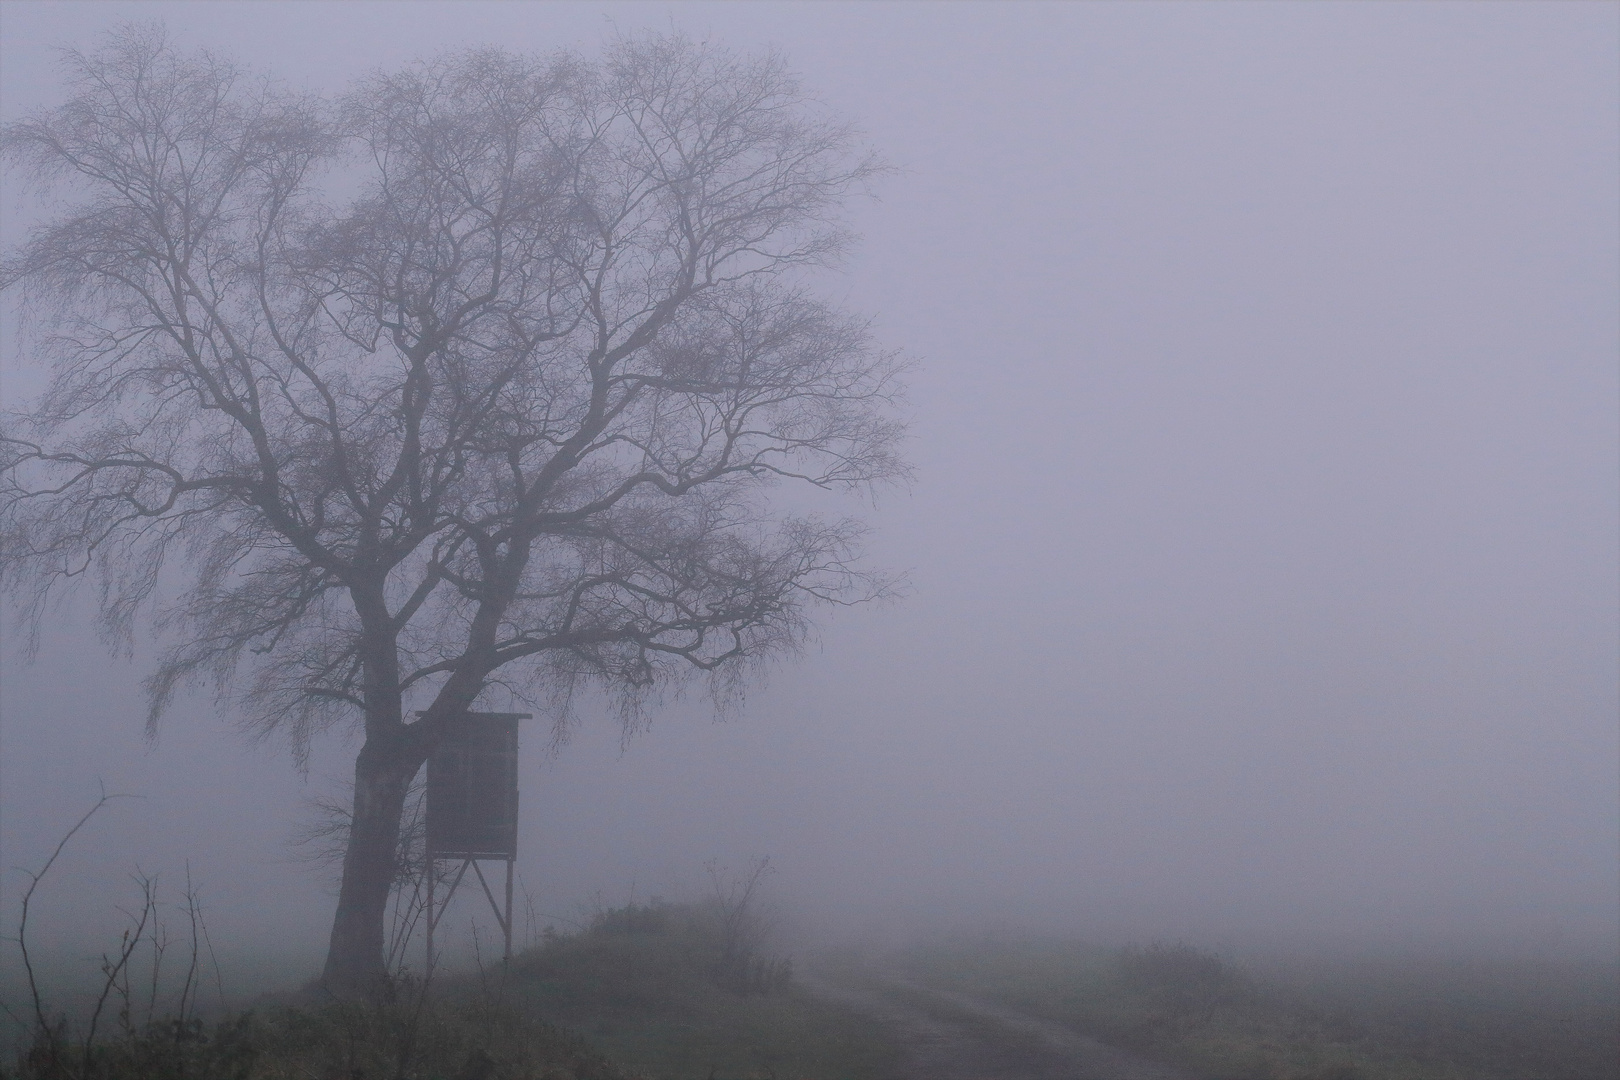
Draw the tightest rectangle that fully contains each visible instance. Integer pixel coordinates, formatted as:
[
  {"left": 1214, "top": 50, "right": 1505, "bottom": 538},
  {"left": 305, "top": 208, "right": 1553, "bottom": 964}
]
[{"left": 2, "top": 0, "right": 1615, "bottom": 989}]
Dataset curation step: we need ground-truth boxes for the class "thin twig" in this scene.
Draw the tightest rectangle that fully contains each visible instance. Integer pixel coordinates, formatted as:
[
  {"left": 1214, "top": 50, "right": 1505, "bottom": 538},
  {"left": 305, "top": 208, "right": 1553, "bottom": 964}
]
[{"left": 12, "top": 786, "right": 138, "bottom": 1037}]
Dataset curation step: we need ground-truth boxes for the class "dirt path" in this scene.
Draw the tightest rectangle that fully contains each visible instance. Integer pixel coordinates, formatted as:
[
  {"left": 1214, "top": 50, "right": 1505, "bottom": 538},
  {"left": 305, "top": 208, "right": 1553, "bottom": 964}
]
[{"left": 801, "top": 969, "right": 1204, "bottom": 1080}]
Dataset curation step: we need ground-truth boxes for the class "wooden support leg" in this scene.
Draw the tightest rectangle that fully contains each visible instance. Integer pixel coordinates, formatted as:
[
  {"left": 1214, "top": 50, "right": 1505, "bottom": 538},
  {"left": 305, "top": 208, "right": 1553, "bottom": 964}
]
[
  {"left": 504, "top": 858, "right": 515, "bottom": 963},
  {"left": 425, "top": 855, "right": 435, "bottom": 974}
]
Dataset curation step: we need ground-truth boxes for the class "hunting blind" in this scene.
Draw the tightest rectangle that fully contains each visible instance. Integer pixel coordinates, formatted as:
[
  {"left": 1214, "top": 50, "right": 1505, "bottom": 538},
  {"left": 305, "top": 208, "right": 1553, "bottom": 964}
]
[{"left": 423, "top": 711, "right": 530, "bottom": 967}]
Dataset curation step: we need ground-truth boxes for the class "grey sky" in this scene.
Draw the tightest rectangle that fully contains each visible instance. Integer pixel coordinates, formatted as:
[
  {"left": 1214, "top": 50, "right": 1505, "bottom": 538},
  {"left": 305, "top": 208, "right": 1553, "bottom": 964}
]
[{"left": 2, "top": 1, "right": 1615, "bottom": 981}]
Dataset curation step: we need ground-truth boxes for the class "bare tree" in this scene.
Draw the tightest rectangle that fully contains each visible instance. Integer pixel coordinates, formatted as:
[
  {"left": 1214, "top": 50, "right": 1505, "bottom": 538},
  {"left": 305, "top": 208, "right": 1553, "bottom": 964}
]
[{"left": 0, "top": 25, "right": 906, "bottom": 992}]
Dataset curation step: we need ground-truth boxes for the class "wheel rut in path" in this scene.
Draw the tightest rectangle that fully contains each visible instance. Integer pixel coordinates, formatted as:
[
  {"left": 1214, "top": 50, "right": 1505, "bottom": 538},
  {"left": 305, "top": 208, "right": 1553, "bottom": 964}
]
[{"left": 801, "top": 970, "right": 1205, "bottom": 1080}]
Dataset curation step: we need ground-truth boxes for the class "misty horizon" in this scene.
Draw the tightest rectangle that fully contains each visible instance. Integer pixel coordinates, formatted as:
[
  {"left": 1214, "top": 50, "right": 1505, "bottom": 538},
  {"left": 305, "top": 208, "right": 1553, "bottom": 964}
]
[{"left": 1, "top": 0, "right": 1615, "bottom": 994}]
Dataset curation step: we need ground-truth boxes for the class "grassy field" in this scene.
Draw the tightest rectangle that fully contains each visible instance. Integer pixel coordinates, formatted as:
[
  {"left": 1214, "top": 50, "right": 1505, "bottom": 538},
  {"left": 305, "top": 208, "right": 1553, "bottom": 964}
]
[
  {"left": 3, "top": 986, "right": 634, "bottom": 1080},
  {"left": 2, "top": 897, "right": 898, "bottom": 1080},
  {"left": 8, "top": 901, "right": 1616, "bottom": 1079},
  {"left": 879, "top": 936, "right": 1620, "bottom": 1080}
]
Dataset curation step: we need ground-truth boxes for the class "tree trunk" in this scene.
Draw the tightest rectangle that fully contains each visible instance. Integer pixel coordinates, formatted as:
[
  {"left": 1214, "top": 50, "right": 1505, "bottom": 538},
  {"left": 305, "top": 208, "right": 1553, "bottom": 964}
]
[{"left": 322, "top": 734, "right": 418, "bottom": 995}]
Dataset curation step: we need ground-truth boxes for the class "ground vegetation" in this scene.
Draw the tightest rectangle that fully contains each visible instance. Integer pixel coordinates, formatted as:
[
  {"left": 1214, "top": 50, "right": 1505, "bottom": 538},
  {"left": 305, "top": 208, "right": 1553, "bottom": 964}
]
[{"left": 879, "top": 936, "right": 1620, "bottom": 1080}]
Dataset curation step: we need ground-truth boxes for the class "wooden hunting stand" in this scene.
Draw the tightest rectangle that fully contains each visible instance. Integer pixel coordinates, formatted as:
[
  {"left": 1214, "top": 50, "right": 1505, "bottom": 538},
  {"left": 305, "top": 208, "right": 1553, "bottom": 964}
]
[{"left": 424, "top": 711, "right": 530, "bottom": 970}]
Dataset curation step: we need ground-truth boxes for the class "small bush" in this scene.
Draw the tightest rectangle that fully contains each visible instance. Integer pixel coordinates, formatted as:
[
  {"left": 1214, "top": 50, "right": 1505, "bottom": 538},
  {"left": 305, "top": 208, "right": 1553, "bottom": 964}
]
[
  {"left": 1114, "top": 941, "right": 1252, "bottom": 1027},
  {"left": 514, "top": 896, "right": 794, "bottom": 1016},
  {"left": 505, "top": 898, "right": 897, "bottom": 1080}
]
